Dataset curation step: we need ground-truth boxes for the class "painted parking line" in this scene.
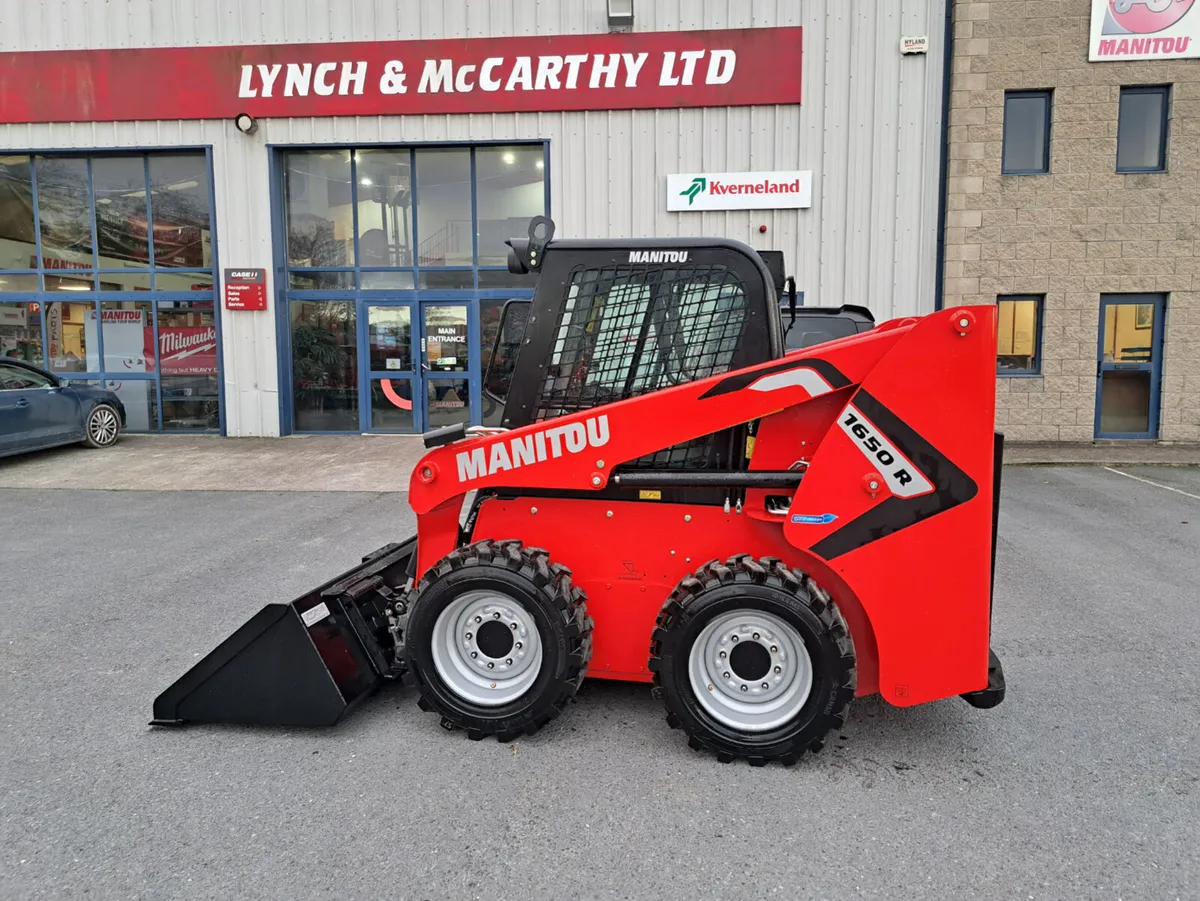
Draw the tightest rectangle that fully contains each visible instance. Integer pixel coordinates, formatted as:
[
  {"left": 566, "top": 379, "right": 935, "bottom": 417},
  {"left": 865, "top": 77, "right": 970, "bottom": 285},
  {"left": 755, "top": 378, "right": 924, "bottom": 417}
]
[{"left": 1103, "top": 467, "right": 1200, "bottom": 501}]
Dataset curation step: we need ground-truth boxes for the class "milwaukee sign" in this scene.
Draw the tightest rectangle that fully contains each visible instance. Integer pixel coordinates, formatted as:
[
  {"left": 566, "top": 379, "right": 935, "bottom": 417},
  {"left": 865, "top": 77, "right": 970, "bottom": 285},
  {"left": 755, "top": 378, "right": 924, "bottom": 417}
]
[
  {"left": 666, "top": 170, "right": 813, "bottom": 212},
  {"left": 0, "top": 28, "right": 802, "bottom": 124}
]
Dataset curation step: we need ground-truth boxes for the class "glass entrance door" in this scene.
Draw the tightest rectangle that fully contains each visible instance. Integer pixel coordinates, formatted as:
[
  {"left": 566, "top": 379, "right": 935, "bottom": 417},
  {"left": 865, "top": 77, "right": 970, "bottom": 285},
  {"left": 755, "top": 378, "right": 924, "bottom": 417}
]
[
  {"left": 420, "top": 303, "right": 473, "bottom": 429},
  {"left": 1095, "top": 294, "right": 1165, "bottom": 439},
  {"left": 364, "top": 302, "right": 416, "bottom": 432}
]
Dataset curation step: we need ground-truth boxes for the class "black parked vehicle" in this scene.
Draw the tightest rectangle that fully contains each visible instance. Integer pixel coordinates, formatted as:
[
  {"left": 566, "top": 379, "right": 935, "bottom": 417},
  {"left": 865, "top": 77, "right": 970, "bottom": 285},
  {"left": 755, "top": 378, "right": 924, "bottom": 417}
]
[{"left": 0, "top": 359, "right": 126, "bottom": 458}]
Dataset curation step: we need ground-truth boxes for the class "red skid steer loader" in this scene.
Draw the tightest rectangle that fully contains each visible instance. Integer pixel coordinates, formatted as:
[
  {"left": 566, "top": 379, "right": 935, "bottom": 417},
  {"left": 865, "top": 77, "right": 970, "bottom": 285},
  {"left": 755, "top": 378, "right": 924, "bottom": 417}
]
[{"left": 151, "top": 218, "right": 1006, "bottom": 765}]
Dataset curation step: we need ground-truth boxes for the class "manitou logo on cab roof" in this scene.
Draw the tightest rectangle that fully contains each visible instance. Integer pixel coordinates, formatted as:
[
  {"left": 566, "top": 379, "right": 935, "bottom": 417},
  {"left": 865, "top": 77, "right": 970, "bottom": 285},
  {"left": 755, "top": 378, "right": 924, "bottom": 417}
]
[
  {"left": 629, "top": 250, "right": 689, "bottom": 263},
  {"left": 456, "top": 415, "right": 611, "bottom": 482}
]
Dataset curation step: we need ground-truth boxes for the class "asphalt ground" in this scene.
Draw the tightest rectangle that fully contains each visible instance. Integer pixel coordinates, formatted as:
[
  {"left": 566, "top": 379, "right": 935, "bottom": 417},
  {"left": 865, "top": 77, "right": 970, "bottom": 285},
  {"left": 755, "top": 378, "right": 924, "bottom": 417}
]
[{"left": 1, "top": 466, "right": 1197, "bottom": 900}]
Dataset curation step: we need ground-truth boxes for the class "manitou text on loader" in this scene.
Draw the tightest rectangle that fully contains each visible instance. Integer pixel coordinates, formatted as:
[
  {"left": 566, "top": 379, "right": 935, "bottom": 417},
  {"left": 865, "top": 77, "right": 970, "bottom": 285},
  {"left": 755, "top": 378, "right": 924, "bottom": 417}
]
[{"left": 151, "top": 217, "right": 1006, "bottom": 766}]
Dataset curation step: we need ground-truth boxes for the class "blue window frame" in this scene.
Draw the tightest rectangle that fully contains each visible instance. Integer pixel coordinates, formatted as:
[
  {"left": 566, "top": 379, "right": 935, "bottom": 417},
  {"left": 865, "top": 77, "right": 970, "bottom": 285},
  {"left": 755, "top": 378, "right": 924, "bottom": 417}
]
[
  {"left": 274, "top": 141, "right": 549, "bottom": 435},
  {"left": 0, "top": 149, "right": 223, "bottom": 432},
  {"left": 996, "top": 295, "right": 1043, "bottom": 376},
  {"left": 1002, "top": 90, "right": 1052, "bottom": 175},
  {"left": 1117, "top": 86, "right": 1170, "bottom": 173},
  {"left": 1095, "top": 294, "right": 1165, "bottom": 440}
]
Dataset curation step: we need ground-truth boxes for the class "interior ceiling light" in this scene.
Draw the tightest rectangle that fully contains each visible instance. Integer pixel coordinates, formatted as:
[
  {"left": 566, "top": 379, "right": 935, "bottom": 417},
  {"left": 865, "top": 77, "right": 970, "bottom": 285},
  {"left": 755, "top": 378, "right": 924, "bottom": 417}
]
[
  {"left": 502, "top": 152, "right": 516, "bottom": 165},
  {"left": 536, "top": 160, "right": 544, "bottom": 170},
  {"left": 360, "top": 177, "right": 373, "bottom": 186}
]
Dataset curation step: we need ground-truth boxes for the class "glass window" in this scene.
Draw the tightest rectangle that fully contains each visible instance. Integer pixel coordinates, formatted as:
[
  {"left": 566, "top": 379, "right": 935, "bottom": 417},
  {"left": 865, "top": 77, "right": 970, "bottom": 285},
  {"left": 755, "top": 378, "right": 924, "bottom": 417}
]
[
  {"left": 45, "top": 300, "right": 95, "bottom": 372},
  {"left": 1002, "top": 91, "right": 1051, "bottom": 175},
  {"left": 418, "top": 270, "right": 474, "bottom": 289},
  {"left": 356, "top": 150, "right": 413, "bottom": 267},
  {"left": 360, "top": 270, "right": 415, "bottom": 290},
  {"left": 155, "top": 271, "right": 213, "bottom": 291},
  {"left": 36, "top": 157, "right": 95, "bottom": 266},
  {"left": 477, "top": 269, "right": 538, "bottom": 289},
  {"left": 0, "top": 361, "right": 53, "bottom": 389},
  {"left": 1117, "top": 86, "right": 1169, "bottom": 173},
  {"left": 0, "top": 155, "right": 37, "bottom": 271},
  {"left": 414, "top": 149, "right": 472, "bottom": 267},
  {"left": 100, "top": 301, "right": 154, "bottom": 371},
  {"left": 370, "top": 378, "right": 414, "bottom": 431},
  {"left": 285, "top": 151, "right": 354, "bottom": 269},
  {"left": 44, "top": 273, "right": 94, "bottom": 292},
  {"left": 0, "top": 302, "right": 43, "bottom": 365},
  {"left": 103, "top": 377, "right": 160, "bottom": 431},
  {"left": 426, "top": 378, "right": 470, "bottom": 428},
  {"left": 0, "top": 274, "right": 39, "bottom": 291},
  {"left": 474, "top": 146, "right": 546, "bottom": 266},
  {"left": 423, "top": 305, "right": 468, "bottom": 373},
  {"left": 367, "top": 306, "right": 412, "bottom": 371},
  {"left": 157, "top": 300, "right": 218, "bottom": 428},
  {"left": 92, "top": 156, "right": 150, "bottom": 269},
  {"left": 289, "top": 300, "right": 358, "bottom": 431},
  {"left": 997, "top": 296, "right": 1042, "bottom": 374},
  {"left": 288, "top": 271, "right": 354, "bottom": 290},
  {"left": 149, "top": 153, "right": 213, "bottom": 268},
  {"left": 97, "top": 272, "right": 152, "bottom": 291}
]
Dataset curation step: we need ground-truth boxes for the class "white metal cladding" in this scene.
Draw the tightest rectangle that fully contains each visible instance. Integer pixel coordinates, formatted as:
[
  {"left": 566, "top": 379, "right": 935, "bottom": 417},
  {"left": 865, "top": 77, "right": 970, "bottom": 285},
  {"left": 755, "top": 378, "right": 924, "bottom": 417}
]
[{"left": 0, "top": 0, "right": 948, "bottom": 438}]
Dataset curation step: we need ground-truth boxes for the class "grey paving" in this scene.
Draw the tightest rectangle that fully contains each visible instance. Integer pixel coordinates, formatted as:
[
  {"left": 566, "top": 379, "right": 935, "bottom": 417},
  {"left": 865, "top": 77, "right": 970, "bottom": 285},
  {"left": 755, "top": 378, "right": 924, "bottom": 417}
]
[{"left": 1, "top": 469, "right": 1197, "bottom": 900}]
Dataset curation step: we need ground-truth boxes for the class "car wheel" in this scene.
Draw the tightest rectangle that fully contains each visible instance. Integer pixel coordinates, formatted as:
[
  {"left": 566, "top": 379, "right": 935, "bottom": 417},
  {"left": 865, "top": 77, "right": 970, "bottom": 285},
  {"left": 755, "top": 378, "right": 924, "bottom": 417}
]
[{"left": 83, "top": 404, "right": 122, "bottom": 448}]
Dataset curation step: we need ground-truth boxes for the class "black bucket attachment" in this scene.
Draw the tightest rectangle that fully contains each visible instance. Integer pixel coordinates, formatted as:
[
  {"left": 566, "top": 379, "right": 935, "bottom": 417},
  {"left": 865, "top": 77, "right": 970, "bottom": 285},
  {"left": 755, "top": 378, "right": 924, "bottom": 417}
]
[{"left": 151, "top": 538, "right": 417, "bottom": 728}]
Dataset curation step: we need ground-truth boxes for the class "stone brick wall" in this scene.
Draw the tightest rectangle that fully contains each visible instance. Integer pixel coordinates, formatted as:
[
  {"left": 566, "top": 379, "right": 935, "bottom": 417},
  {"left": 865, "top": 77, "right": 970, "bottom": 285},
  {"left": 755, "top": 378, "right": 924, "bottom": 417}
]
[{"left": 945, "top": 0, "right": 1200, "bottom": 442}]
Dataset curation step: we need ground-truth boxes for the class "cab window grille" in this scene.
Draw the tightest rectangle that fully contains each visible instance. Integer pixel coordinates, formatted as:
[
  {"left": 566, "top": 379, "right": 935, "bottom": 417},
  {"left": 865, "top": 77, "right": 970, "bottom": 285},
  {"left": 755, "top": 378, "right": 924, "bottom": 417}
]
[{"left": 533, "top": 263, "right": 748, "bottom": 469}]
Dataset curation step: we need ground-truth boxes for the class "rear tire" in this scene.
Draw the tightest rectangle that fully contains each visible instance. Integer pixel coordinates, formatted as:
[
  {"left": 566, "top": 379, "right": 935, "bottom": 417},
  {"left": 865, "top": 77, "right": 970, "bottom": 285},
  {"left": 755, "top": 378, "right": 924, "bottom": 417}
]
[
  {"left": 82, "top": 404, "right": 121, "bottom": 448},
  {"left": 404, "top": 540, "right": 593, "bottom": 742},
  {"left": 649, "top": 554, "right": 856, "bottom": 766}
]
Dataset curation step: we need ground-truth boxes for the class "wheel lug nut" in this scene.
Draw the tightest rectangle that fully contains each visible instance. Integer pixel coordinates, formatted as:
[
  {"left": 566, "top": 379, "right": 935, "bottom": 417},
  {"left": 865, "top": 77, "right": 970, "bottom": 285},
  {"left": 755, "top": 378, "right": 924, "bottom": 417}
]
[
  {"left": 466, "top": 632, "right": 473, "bottom": 640},
  {"left": 770, "top": 645, "right": 778, "bottom": 653},
  {"left": 731, "top": 635, "right": 738, "bottom": 642},
  {"left": 475, "top": 616, "right": 482, "bottom": 623},
  {"left": 487, "top": 662, "right": 495, "bottom": 669},
  {"left": 493, "top": 612, "right": 501, "bottom": 619},
  {"left": 470, "top": 651, "right": 478, "bottom": 658},
  {"left": 516, "top": 642, "right": 523, "bottom": 649},
  {"left": 753, "top": 632, "right": 760, "bottom": 640},
  {"left": 740, "top": 684, "right": 748, "bottom": 692},
  {"left": 774, "top": 666, "right": 781, "bottom": 674},
  {"left": 506, "top": 658, "right": 513, "bottom": 665},
  {"left": 723, "top": 671, "right": 730, "bottom": 679},
  {"left": 761, "top": 682, "right": 769, "bottom": 690},
  {"left": 510, "top": 622, "right": 518, "bottom": 630},
  {"left": 719, "top": 651, "right": 726, "bottom": 659}
]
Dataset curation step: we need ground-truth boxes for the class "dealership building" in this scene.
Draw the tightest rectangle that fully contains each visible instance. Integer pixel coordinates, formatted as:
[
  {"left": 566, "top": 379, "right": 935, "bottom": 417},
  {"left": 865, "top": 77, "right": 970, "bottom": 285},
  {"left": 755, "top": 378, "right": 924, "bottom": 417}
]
[
  {"left": 0, "top": 0, "right": 952, "bottom": 437},
  {"left": 7, "top": 0, "right": 1192, "bottom": 444}
]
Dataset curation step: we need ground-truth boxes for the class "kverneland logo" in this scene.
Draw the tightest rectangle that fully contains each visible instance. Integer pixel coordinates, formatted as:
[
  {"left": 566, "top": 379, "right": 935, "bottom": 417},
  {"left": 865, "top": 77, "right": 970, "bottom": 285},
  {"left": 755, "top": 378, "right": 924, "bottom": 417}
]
[{"left": 679, "top": 175, "right": 805, "bottom": 204}]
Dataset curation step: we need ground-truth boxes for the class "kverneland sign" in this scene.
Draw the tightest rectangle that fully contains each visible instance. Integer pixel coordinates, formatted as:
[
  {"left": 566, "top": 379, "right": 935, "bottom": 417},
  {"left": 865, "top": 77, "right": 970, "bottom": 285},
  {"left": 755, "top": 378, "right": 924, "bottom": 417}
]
[
  {"left": 666, "top": 170, "right": 813, "bottom": 211},
  {"left": 0, "top": 28, "right": 802, "bottom": 124}
]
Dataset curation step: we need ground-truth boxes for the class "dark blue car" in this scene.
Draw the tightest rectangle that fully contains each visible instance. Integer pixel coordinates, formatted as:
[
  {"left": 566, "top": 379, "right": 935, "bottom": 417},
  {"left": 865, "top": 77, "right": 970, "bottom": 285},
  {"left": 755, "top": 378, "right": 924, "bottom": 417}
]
[{"left": 0, "top": 359, "right": 126, "bottom": 459}]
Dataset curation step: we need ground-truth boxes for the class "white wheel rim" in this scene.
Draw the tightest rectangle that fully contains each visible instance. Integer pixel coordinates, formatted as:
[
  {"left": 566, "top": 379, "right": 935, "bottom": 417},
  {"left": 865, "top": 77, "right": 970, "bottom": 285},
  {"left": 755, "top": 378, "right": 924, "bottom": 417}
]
[
  {"left": 687, "top": 609, "right": 813, "bottom": 733},
  {"left": 89, "top": 407, "right": 118, "bottom": 445},
  {"left": 430, "top": 589, "right": 543, "bottom": 707}
]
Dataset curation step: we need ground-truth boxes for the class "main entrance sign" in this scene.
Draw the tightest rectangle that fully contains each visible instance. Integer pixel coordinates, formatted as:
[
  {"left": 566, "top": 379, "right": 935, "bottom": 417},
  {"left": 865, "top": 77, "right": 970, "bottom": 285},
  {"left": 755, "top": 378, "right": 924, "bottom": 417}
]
[{"left": 0, "top": 28, "right": 802, "bottom": 124}]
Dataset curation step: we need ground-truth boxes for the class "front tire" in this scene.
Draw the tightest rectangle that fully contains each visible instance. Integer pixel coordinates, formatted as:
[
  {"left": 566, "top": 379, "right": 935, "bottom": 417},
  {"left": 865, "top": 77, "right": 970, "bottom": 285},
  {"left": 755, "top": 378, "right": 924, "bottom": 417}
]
[
  {"left": 405, "top": 540, "right": 593, "bottom": 742},
  {"left": 83, "top": 404, "right": 121, "bottom": 448},
  {"left": 649, "top": 554, "right": 856, "bottom": 766}
]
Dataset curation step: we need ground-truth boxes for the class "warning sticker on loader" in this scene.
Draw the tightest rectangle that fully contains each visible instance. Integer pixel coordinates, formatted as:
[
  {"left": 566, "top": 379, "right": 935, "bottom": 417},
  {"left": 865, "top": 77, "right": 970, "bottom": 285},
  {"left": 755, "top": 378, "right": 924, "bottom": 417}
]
[{"left": 301, "top": 602, "right": 331, "bottom": 627}]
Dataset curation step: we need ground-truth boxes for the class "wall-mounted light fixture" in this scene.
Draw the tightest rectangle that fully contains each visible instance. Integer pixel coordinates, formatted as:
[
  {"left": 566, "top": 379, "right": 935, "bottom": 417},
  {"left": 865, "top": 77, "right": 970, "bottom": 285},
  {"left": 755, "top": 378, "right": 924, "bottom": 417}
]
[
  {"left": 607, "top": 0, "right": 633, "bottom": 32},
  {"left": 234, "top": 113, "right": 258, "bottom": 135}
]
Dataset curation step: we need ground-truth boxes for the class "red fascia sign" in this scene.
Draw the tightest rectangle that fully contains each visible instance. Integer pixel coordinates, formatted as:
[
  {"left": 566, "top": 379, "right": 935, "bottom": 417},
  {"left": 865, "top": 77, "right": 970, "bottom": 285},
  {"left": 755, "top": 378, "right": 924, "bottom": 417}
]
[
  {"left": 0, "top": 28, "right": 801, "bottom": 124},
  {"left": 223, "top": 269, "right": 267, "bottom": 311}
]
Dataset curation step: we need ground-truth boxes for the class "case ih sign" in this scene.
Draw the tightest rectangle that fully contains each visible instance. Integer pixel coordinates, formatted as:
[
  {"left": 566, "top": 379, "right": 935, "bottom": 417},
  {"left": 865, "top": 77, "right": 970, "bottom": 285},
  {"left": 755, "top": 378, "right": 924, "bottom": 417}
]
[
  {"left": 223, "top": 269, "right": 267, "bottom": 311},
  {"left": 0, "top": 28, "right": 802, "bottom": 124}
]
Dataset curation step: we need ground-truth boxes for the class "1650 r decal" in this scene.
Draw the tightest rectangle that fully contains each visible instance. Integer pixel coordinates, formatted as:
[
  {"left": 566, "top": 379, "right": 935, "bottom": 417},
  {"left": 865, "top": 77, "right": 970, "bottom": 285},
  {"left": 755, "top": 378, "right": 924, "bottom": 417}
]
[{"left": 838, "top": 406, "right": 933, "bottom": 498}]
